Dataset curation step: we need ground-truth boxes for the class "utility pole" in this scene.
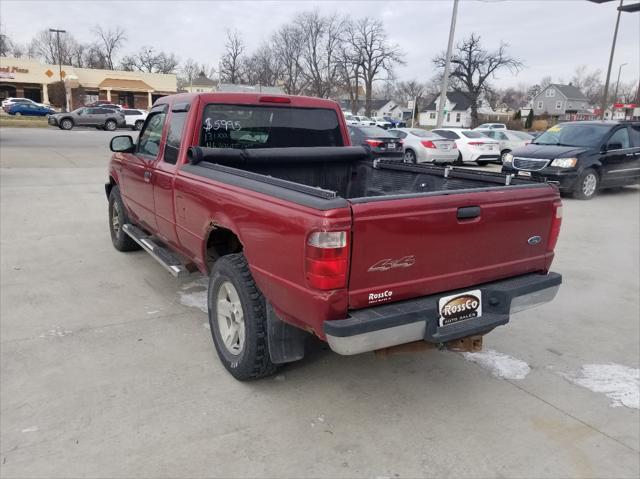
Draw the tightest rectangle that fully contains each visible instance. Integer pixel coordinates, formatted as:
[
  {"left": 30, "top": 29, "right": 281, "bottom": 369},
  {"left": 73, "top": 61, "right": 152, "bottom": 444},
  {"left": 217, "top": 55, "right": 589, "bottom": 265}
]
[
  {"left": 613, "top": 62, "right": 627, "bottom": 103},
  {"left": 600, "top": 0, "right": 623, "bottom": 119},
  {"left": 436, "top": 0, "right": 459, "bottom": 128},
  {"left": 49, "top": 28, "right": 67, "bottom": 111}
]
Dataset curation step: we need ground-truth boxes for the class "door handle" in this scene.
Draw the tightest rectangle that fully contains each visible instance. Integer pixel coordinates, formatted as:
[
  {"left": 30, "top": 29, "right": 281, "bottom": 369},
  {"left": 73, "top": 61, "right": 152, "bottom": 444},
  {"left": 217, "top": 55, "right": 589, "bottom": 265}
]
[
  {"left": 144, "top": 171, "right": 152, "bottom": 182},
  {"left": 457, "top": 206, "right": 481, "bottom": 219}
]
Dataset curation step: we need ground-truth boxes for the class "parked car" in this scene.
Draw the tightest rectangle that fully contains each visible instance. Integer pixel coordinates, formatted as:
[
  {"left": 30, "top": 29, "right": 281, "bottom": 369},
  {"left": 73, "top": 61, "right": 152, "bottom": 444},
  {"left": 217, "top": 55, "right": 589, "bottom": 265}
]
[
  {"left": 48, "top": 107, "right": 126, "bottom": 131},
  {"left": 477, "top": 129, "right": 534, "bottom": 163},
  {"left": 432, "top": 128, "right": 500, "bottom": 165},
  {"left": 2, "top": 97, "right": 48, "bottom": 112},
  {"left": 353, "top": 115, "right": 376, "bottom": 126},
  {"left": 348, "top": 125, "right": 403, "bottom": 159},
  {"left": 371, "top": 116, "right": 392, "bottom": 129},
  {"left": 474, "top": 123, "right": 507, "bottom": 130},
  {"left": 388, "top": 128, "right": 458, "bottom": 164},
  {"left": 6, "top": 103, "right": 56, "bottom": 117},
  {"left": 107, "top": 92, "right": 562, "bottom": 380},
  {"left": 343, "top": 112, "right": 359, "bottom": 126},
  {"left": 86, "top": 101, "right": 123, "bottom": 109},
  {"left": 383, "top": 116, "right": 406, "bottom": 128},
  {"left": 502, "top": 120, "right": 640, "bottom": 200},
  {"left": 123, "top": 108, "right": 148, "bottom": 130}
]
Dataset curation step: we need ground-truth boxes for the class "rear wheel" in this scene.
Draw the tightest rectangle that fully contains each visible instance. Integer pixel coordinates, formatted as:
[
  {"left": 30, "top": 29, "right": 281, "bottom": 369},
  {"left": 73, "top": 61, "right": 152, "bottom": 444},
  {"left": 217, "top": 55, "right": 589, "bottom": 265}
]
[
  {"left": 14, "top": 112, "right": 21, "bottom": 117},
  {"left": 476, "top": 160, "right": 489, "bottom": 166},
  {"left": 454, "top": 152, "right": 464, "bottom": 166},
  {"left": 572, "top": 168, "right": 599, "bottom": 200},
  {"left": 208, "top": 253, "right": 278, "bottom": 381},
  {"left": 60, "top": 118, "right": 73, "bottom": 130},
  {"left": 500, "top": 150, "right": 511, "bottom": 163},
  {"left": 134, "top": 120, "right": 144, "bottom": 131},
  {"left": 404, "top": 149, "right": 417, "bottom": 164},
  {"left": 105, "top": 119, "right": 117, "bottom": 131}
]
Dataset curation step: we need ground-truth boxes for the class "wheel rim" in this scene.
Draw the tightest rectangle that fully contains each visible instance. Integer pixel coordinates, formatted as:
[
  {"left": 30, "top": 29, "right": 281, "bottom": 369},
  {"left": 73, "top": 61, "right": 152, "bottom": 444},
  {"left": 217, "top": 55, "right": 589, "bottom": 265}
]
[
  {"left": 404, "top": 151, "right": 415, "bottom": 163},
  {"left": 582, "top": 173, "right": 597, "bottom": 197},
  {"left": 62, "top": 120, "right": 71, "bottom": 129},
  {"left": 111, "top": 202, "right": 121, "bottom": 237},
  {"left": 217, "top": 281, "right": 245, "bottom": 356},
  {"left": 107, "top": 122, "right": 115, "bottom": 131}
]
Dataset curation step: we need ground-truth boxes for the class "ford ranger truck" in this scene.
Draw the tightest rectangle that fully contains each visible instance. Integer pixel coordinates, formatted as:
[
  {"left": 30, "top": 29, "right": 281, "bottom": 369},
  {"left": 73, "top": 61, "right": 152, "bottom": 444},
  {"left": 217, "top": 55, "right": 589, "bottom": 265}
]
[{"left": 106, "top": 92, "right": 562, "bottom": 380}]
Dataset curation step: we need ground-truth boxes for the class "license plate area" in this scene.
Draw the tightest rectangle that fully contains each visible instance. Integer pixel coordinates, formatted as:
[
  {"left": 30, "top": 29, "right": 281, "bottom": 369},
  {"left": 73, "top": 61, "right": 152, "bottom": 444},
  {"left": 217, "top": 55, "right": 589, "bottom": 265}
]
[
  {"left": 518, "top": 171, "right": 532, "bottom": 177},
  {"left": 438, "top": 289, "right": 482, "bottom": 327}
]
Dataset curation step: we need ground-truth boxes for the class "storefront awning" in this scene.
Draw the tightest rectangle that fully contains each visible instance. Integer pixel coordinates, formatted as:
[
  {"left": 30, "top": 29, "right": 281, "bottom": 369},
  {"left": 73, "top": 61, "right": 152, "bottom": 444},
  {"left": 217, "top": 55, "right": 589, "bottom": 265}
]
[{"left": 99, "top": 78, "right": 153, "bottom": 92}]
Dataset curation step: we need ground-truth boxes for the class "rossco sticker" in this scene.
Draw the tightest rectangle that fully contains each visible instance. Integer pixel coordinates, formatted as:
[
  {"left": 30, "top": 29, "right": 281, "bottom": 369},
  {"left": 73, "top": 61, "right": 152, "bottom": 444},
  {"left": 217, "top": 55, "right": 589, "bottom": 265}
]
[
  {"left": 438, "top": 290, "right": 482, "bottom": 327},
  {"left": 368, "top": 290, "right": 393, "bottom": 304}
]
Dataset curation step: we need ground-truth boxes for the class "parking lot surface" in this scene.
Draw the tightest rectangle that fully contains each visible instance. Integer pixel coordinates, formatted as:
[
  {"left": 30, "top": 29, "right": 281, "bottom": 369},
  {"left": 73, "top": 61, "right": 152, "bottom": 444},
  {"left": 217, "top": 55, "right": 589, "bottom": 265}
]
[{"left": 1, "top": 127, "right": 639, "bottom": 478}]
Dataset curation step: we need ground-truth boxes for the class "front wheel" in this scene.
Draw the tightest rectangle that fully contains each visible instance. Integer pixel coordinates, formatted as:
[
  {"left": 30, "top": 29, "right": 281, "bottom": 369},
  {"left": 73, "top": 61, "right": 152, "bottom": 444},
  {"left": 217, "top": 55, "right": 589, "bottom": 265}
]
[
  {"left": 60, "top": 118, "right": 73, "bottom": 130},
  {"left": 572, "top": 168, "right": 599, "bottom": 200},
  {"left": 208, "top": 253, "right": 278, "bottom": 381},
  {"left": 404, "top": 149, "right": 417, "bottom": 164},
  {"left": 476, "top": 160, "right": 489, "bottom": 166},
  {"left": 108, "top": 185, "right": 140, "bottom": 251},
  {"left": 134, "top": 120, "right": 144, "bottom": 131}
]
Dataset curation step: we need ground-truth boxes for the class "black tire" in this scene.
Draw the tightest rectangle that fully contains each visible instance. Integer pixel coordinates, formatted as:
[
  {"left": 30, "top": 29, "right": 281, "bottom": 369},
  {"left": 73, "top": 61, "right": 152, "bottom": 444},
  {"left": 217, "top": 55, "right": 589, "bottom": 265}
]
[
  {"left": 208, "top": 253, "right": 278, "bottom": 381},
  {"left": 60, "top": 118, "right": 73, "bottom": 130},
  {"left": 108, "top": 185, "right": 140, "bottom": 251},
  {"left": 134, "top": 120, "right": 144, "bottom": 131},
  {"left": 454, "top": 152, "right": 464, "bottom": 166},
  {"left": 476, "top": 160, "right": 489, "bottom": 166},
  {"left": 572, "top": 168, "right": 599, "bottom": 200},
  {"left": 105, "top": 119, "right": 117, "bottom": 131},
  {"left": 404, "top": 149, "right": 417, "bottom": 164}
]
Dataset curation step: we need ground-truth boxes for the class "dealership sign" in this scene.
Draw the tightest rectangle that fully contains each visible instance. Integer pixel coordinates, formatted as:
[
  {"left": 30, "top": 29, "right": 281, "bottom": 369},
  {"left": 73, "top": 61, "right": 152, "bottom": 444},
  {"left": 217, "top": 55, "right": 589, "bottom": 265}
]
[
  {"left": 614, "top": 103, "right": 638, "bottom": 109},
  {"left": 0, "top": 66, "right": 29, "bottom": 75}
]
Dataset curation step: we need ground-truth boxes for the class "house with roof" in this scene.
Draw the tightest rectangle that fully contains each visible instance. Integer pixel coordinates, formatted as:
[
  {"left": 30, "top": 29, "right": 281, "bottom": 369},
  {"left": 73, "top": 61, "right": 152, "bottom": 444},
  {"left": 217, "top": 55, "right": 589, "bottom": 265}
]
[
  {"left": 532, "top": 84, "right": 596, "bottom": 121},
  {"left": 338, "top": 99, "right": 392, "bottom": 117},
  {"left": 419, "top": 91, "right": 473, "bottom": 128},
  {"left": 183, "top": 72, "right": 217, "bottom": 93}
]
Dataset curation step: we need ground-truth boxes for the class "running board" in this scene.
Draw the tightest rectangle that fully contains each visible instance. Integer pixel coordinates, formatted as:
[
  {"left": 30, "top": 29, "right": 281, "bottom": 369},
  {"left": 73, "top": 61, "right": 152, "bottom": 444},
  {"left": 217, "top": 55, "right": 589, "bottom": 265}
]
[{"left": 122, "top": 224, "right": 190, "bottom": 278}]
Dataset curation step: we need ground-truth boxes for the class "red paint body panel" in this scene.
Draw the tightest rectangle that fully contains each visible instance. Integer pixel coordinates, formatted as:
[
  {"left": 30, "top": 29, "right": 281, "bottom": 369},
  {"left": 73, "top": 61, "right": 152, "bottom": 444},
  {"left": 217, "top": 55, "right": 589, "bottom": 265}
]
[{"left": 108, "top": 92, "right": 561, "bottom": 339}]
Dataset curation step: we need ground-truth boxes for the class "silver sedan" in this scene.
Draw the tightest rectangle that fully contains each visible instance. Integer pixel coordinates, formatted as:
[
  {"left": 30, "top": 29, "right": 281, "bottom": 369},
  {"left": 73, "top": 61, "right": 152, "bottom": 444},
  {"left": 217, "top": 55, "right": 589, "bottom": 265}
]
[{"left": 388, "top": 128, "right": 459, "bottom": 164}]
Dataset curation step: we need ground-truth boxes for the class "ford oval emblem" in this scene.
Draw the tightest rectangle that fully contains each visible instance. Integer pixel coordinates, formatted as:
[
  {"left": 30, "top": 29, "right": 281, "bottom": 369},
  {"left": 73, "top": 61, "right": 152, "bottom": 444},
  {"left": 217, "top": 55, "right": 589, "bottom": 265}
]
[{"left": 528, "top": 235, "right": 542, "bottom": 246}]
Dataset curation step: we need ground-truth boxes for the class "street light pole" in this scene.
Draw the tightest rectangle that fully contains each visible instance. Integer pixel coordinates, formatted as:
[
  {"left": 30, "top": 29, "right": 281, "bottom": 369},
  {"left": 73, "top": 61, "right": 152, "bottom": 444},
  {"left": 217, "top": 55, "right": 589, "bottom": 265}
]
[
  {"left": 436, "top": 0, "right": 459, "bottom": 128},
  {"left": 49, "top": 28, "right": 67, "bottom": 111},
  {"left": 600, "top": 0, "right": 624, "bottom": 119},
  {"left": 613, "top": 62, "right": 628, "bottom": 103}
]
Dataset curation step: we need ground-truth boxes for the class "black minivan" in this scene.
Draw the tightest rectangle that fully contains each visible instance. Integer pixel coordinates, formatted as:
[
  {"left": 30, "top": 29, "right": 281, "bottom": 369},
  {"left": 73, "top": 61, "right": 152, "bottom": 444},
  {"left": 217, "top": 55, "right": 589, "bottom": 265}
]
[{"left": 502, "top": 121, "right": 640, "bottom": 199}]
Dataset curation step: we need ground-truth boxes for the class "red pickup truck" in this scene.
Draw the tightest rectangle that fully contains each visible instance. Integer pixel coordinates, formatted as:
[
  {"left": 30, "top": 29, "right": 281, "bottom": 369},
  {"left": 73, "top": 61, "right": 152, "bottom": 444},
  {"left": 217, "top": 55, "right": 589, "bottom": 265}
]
[{"left": 106, "top": 92, "right": 562, "bottom": 380}]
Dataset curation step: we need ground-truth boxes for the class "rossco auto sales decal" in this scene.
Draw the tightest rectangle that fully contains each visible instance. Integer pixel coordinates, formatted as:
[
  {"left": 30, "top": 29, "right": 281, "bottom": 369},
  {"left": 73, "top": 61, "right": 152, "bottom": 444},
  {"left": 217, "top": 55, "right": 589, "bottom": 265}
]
[
  {"left": 438, "top": 290, "right": 482, "bottom": 327},
  {"left": 368, "top": 290, "right": 393, "bottom": 304}
]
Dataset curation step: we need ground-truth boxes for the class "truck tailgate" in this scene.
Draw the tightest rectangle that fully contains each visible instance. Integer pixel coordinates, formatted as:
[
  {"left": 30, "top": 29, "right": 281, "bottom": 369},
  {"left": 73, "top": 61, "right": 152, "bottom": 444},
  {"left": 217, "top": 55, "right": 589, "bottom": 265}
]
[{"left": 347, "top": 186, "right": 559, "bottom": 310}]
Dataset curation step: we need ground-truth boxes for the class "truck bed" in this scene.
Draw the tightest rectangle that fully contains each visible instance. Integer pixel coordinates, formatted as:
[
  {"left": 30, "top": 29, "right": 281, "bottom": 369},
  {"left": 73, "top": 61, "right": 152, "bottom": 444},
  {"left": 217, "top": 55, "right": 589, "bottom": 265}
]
[{"left": 186, "top": 146, "right": 546, "bottom": 202}]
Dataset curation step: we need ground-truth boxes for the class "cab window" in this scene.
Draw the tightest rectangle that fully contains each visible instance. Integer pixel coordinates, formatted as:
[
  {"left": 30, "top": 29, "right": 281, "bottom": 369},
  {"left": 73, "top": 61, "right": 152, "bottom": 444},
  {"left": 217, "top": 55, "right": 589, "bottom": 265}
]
[
  {"left": 138, "top": 107, "right": 167, "bottom": 157},
  {"left": 163, "top": 111, "right": 188, "bottom": 164}
]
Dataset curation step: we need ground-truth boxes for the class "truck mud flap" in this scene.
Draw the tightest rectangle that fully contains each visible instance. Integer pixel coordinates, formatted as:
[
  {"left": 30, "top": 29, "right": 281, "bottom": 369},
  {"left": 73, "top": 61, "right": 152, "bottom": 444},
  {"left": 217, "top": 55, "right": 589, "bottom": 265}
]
[{"left": 266, "top": 303, "right": 307, "bottom": 364}]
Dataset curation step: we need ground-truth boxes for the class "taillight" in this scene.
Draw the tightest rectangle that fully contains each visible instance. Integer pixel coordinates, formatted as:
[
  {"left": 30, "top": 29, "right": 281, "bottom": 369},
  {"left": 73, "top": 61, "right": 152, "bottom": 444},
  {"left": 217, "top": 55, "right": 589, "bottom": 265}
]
[
  {"left": 305, "top": 232, "right": 349, "bottom": 290},
  {"left": 547, "top": 202, "right": 563, "bottom": 252},
  {"left": 468, "top": 141, "right": 484, "bottom": 146},
  {"left": 366, "top": 139, "right": 384, "bottom": 148},
  {"left": 259, "top": 96, "right": 291, "bottom": 103},
  {"left": 420, "top": 140, "right": 436, "bottom": 148}
]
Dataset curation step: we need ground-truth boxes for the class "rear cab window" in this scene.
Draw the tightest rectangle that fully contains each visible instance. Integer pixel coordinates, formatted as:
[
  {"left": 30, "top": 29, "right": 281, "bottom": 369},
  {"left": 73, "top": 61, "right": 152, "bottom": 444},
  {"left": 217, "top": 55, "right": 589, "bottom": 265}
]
[{"left": 200, "top": 104, "right": 344, "bottom": 148}]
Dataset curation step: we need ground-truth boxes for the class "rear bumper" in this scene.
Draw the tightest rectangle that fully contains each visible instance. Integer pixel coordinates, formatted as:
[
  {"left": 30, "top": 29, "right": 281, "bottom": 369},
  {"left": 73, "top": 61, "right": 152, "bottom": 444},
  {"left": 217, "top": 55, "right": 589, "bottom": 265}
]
[{"left": 324, "top": 272, "right": 561, "bottom": 355}]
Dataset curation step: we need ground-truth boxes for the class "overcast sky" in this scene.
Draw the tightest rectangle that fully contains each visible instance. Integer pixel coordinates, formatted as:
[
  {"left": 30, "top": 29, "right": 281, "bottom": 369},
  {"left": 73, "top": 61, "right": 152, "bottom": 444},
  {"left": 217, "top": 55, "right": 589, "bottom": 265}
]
[{"left": 2, "top": 0, "right": 639, "bottom": 90}]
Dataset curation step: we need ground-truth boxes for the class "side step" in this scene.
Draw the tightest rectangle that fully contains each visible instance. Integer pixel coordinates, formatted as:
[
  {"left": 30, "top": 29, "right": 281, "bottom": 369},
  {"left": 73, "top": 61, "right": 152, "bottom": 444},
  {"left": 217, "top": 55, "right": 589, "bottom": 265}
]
[{"left": 122, "top": 224, "right": 190, "bottom": 278}]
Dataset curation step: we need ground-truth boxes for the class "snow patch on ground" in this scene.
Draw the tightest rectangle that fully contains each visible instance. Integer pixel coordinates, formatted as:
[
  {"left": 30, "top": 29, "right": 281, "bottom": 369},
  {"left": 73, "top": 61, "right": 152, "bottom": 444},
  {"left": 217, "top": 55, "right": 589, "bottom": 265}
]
[
  {"left": 39, "top": 327, "right": 72, "bottom": 338},
  {"left": 178, "top": 277, "right": 208, "bottom": 313},
  {"left": 563, "top": 363, "right": 639, "bottom": 409},
  {"left": 462, "top": 349, "right": 531, "bottom": 380}
]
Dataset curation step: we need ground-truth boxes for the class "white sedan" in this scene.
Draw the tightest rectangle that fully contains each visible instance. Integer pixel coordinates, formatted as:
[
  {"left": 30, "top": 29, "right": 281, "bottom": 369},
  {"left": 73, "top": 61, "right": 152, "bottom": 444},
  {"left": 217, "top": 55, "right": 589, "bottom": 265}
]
[
  {"left": 388, "top": 128, "right": 458, "bottom": 164},
  {"left": 476, "top": 129, "right": 534, "bottom": 163},
  {"left": 432, "top": 128, "right": 500, "bottom": 165}
]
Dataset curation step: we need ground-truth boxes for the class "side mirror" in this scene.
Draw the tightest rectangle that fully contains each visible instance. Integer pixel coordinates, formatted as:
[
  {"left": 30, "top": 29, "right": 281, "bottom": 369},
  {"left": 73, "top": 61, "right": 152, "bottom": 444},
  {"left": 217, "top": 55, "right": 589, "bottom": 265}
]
[
  {"left": 606, "top": 142, "right": 623, "bottom": 151},
  {"left": 110, "top": 135, "right": 135, "bottom": 153}
]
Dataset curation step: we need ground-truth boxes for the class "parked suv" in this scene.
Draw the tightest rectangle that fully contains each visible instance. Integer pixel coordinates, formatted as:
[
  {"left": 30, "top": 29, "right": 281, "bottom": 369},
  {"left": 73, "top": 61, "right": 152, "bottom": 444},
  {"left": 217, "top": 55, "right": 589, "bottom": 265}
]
[
  {"left": 48, "top": 107, "right": 126, "bottom": 131},
  {"left": 122, "top": 108, "right": 148, "bottom": 130},
  {"left": 502, "top": 121, "right": 640, "bottom": 200}
]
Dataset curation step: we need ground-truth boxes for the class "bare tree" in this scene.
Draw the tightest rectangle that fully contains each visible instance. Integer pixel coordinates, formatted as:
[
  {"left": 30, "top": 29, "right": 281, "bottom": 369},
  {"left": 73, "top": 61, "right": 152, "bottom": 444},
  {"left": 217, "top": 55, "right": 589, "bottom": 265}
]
[
  {"left": 540, "top": 75, "right": 552, "bottom": 88},
  {"left": 244, "top": 43, "right": 282, "bottom": 87},
  {"left": 29, "top": 29, "right": 79, "bottom": 66},
  {"left": 349, "top": 17, "right": 404, "bottom": 116},
  {"left": 92, "top": 26, "right": 126, "bottom": 70},
  {"left": 433, "top": 34, "right": 522, "bottom": 127},
  {"left": 616, "top": 79, "right": 638, "bottom": 103},
  {"left": 294, "top": 11, "right": 345, "bottom": 98},
  {"left": 272, "top": 24, "right": 306, "bottom": 95},
  {"left": 121, "top": 47, "right": 179, "bottom": 73},
  {"left": 0, "top": 32, "right": 12, "bottom": 56},
  {"left": 571, "top": 65, "right": 603, "bottom": 106},
  {"left": 179, "top": 58, "right": 201, "bottom": 88},
  {"left": 393, "top": 80, "right": 426, "bottom": 106},
  {"left": 336, "top": 27, "right": 363, "bottom": 113},
  {"left": 219, "top": 30, "right": 245, "bottom": 84}
]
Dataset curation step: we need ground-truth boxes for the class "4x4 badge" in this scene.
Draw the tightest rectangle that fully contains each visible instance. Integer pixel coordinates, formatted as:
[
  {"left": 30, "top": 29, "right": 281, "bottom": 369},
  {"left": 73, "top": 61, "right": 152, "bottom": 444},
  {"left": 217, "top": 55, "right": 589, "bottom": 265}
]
[{"left": 368, "top": 255, "right": 416, "bottom": 272}]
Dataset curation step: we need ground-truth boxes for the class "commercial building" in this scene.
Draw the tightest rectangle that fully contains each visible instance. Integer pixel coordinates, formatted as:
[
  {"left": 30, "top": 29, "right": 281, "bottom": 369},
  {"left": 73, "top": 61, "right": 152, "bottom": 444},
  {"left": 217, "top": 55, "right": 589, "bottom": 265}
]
[{"left": 0, "top": 57, "right": 177, "bottom": 109}]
